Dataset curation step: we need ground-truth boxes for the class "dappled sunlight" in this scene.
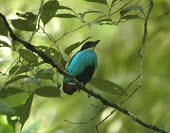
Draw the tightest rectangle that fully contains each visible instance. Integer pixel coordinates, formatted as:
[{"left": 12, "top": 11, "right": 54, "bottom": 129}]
[{"left": 107, "top": 119, "right": 122, "bottom": 133}]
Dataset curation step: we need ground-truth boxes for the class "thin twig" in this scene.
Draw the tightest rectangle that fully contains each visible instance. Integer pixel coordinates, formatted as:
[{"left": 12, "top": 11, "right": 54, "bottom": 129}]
[
  {"left": 28, "top": 0, "right": 44, "bottom": 42},
  {"left": 114, "top": 0, "right": 154, "bottom": 108},
  {"left": 96, "top": 0, "right": 156, "bottom": 131},
  {"left": 0, "top": 13, "right": 72, "bottom": 76},
  {"left": 64, "top": 110, "right": 101, "bottom": 125},
  {"left": 51, "top": 0, "right": 134, "bottom": 47},
  {"left": 51, "top": 23, "right": 88, "bottom": 48},
  {"left": 80, "top": 86, "right": 169, "bottom": 133},
  {"left": 95, "top": 126, "right": 99, "bottom": 133},
  {"left": 138, "top": 0, "right": 153, "bottom": 87},
  {"left": 64, "top": 104, "right": 104, "bottom": 125},
  {"left": 156, "top": 10, "right": 170, "bottom": 19},
  {"left": 4, "top": 58, "right": 19, "bottom": 76},
  {"left": 95, "top": 108, "right": 116, "bottom": 128},
  {"left": 121, "top": 85, "right": 141, "bottom": 104},
  {"left": 110, "top": 0, "right": 132, "bottom": 16},
  {"left": 65, "top": 104, "right": 103, "bottom": 124},
  {"left": 91, "top": 104, "right": 103, "bottom": 110},
  {"left": 112, "top": 74, "right": 140, "bottom": 102},
  {"left": 95, "top": 75, "right": 140, "bottom": 128}
]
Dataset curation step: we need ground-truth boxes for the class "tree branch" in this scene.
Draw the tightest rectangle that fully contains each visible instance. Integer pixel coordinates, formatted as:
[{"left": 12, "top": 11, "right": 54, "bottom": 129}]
[
  {"left": 80, "top": 86, "right": 169, "bottom": 133},
  {"left": 0, "top": 13, "right": 72, "bottom": 79}
]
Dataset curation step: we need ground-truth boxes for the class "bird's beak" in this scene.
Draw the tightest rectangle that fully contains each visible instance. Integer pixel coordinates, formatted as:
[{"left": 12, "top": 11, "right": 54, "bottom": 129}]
[{"left": 93, "top": 40, "right": 100, "bottom": 46}]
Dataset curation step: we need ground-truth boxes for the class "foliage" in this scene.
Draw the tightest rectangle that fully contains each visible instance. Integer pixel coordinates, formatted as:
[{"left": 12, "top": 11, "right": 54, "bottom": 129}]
[{"left": 0, "top": 0, "right": 169, "bottom": 133}]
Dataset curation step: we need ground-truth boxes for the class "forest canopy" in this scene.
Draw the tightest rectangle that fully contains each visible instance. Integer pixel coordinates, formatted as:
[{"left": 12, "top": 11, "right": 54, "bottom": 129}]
[{"left": 0, "top": 0, "right": 170, "bottom": 133}]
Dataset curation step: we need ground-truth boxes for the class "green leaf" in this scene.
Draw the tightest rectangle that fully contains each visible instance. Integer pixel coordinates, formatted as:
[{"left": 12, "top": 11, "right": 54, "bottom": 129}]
[
  {"left": 0, "top": 18, "right": 8, "bottom": 36},
  {"left": 78, "top": 9, "right": 103, "bottom": 21},
  {"left": 64, "top": 36, "right": 91, "bottom": 55},
  {"left": 96, "top": 18, "right": 113, "bottom": 23},
  {"left": 111, "top": 0, "right": 118, "bottom": 7},
  {"left": 11, "top": 19, "right": 36, "bottom": 31},
  {"left": 19, "top": 49, "right": 38, "bottom": 63},
  {"left": 36, "top": 46, "right": 60, "bottom": 59},
  {"left": 58, "top": 5, "right": 72, "bottom": 10},
  {"left": 122, "top": 15, "right": 144, "bottom": 20},
  {"left": 36, "top": 67, "right": 54, "bottom": 81},
  {"left": 64, "top": 42, "right": 80, "bottom": 55},
  {"left": 7, "top": 104, "right": 23, "bottom": 130},
  {"left": 75, "top": 36, "right": 91, "bottom": 45},
  {"left": 120, "top": 5, "right": 144, "bottom": 16},
  {"left": 0, "top": 101, "right": 15, "bottom": 115},
  {"left": 7, "top": 114, "right": 18, "bottom": 130},
  {"left": 34, "top": 86, "right": 61, "bottom": 97},
  {"left": 23, "top": 76, "right": 41, "bottom": 85},
  {"left": 89, "top": 78, "right": 125, "bottom": 95},
  {"left": 4, "top": 75, "right": 29, "bottom": 86},
  {"left": 89, "top": 18, "right": 113, "bottom": 27},
  {"left": 9, "top": 64, "right": 34, "bottom": 76},
  {"left": 84, "top": 9, "right": 103, "bottom": 15},
  {"left": 0, "top": 40, "right": 10, "bottom": 47},
  {"left": 9, "top": 65, "right": 19, "bottom": 76},
  {"left": 36, "top": 46, "right": 63, "bottom": 65},
  {"left": 58, "top": 6, "right": 75, "bottom": 13},
  {"left": 13, "top": 104, "right": 24, "bottom": 115},
  {"left": 15, "top": 65, "right": 31, "bottom": 75},
  {"left": 20, "top": 94, "right": 34, "bottom": 129},
  {"left": 85, "top": 0, "right": 108, "bottom": 5},
  {"left": 41, "top": 0, "right": 59, "bottom": 25},
  {"left": 16, "top": 12, "right": 37, "bottom": 22},
  {"left": 0, "top": 87, "right": 24, "bottom": 98},
  {"left": 55, "top": 14, "right": 78, "bottom": 18}
]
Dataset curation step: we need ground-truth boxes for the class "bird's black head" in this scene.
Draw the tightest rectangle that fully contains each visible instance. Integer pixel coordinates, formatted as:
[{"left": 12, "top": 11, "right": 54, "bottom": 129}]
[{"left": 80, "top": 40, "right": 100, "bottom": 51}]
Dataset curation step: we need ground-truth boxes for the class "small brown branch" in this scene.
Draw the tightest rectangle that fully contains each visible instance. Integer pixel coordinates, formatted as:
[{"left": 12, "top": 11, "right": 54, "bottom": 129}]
[
  {"left": 125, "top": 0, "right": 154, "bottom": 101},
  {"left": 96, "top": 75, "right": 140, "bottom": 130},
  {"left": 95, "top": 108, "right": 116, "bottom": 128},
  {"left": 51, "top": 23, "right": 88, "bottom": 48},
  {"left": 112, "top": 74, "right": 140, "bottom": 102},
  {"left": 110, "top": 0, "right": 132, "bottom": 16},
  {"left": 138, "top": 0, "right": 153, "bottom": 86},
  {"left": 0, "top": 13, "right": 72, "bottom": 79},
  {"left": 121, "top": 85, "right": 141, "bottom": 104},
  {"left": 156, "top": 10, "right": 170, "bottom": 19},
  {"left": 95, "top": 126, "right": 99, "bottom": 133},
  {"left": 64, "top": 111, "right": 100, "bottom": 125},
  {"left": 65, "top": 104, "right": 103, "bottom": 125},
  {"left": 80, "top": 86, "right": 169, "bottom": 133}
]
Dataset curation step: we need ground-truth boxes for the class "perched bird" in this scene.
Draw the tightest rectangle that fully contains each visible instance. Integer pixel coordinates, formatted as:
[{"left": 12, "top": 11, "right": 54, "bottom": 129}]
[{"left": 63, "top": 40, "right": 100, "bottom": 95}]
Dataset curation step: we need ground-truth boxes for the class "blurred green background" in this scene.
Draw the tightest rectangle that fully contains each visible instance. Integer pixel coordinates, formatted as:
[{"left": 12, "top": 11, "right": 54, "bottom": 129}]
[{"left": 0, "top": 0, "right": 170, "bottom": 133}]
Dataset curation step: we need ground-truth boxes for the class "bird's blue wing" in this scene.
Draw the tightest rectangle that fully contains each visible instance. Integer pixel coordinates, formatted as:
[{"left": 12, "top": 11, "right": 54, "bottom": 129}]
[{"left": 64, "top": 50, "right": 98, "bottom": 84}]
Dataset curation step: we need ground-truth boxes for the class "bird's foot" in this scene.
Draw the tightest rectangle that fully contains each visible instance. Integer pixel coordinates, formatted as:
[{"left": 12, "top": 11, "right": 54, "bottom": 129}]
[{"left": 76, "top": 82, "right": 84, "bottom": 92}]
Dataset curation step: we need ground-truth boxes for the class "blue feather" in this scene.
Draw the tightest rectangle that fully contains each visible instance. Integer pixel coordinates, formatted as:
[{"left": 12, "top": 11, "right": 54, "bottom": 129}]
[{"left": 64, "top": 49, "right": 98, "bottom": 84}]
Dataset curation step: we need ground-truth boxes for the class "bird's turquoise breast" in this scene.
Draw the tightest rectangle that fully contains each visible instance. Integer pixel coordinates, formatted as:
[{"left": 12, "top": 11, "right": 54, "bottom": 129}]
[{"left": 64, "top": 50, "right": 98, "bottom": 84}]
